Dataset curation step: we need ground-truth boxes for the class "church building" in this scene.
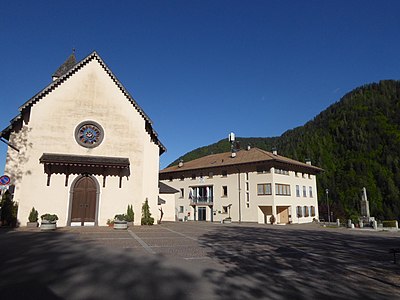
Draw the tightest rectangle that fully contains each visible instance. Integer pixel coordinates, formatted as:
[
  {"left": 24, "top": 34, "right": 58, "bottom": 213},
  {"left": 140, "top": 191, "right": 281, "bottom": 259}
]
[{"left": 1, "top": 51, "right": 165, "bottom": 226}]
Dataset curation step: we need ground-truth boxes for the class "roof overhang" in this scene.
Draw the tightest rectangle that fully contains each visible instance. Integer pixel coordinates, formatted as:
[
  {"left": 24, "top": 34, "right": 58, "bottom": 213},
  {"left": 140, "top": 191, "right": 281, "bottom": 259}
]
[
  {"left": 159, "top": 182, "right": 180, "bottom": 194},
  {"left": 39, "top": 153, "right": 130, "bottom": 177},
  {"left": 160, "top": 159, "right": 323, "bottom": 177}
]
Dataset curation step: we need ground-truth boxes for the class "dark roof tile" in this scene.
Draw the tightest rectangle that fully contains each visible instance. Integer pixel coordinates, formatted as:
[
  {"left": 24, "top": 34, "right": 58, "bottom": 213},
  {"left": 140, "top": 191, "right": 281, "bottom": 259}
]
[
  {"left": 52, "top": 53, "right": 77, "bottom": 78},
  {"left": 159, "top": 182, "right": 179, "bottom": 194}
]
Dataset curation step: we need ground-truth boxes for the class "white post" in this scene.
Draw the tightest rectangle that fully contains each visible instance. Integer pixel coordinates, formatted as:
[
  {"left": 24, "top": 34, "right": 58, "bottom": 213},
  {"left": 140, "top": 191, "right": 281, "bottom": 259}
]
[{"left": 373, "top": 220, "right": 378, "bottom": 230}]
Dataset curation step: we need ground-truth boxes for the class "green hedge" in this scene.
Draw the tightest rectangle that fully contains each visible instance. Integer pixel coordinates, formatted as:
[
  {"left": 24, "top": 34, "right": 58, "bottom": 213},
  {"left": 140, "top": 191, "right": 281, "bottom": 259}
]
[{"left": 382, "top": 220, "right": 398, "bottom": 227}]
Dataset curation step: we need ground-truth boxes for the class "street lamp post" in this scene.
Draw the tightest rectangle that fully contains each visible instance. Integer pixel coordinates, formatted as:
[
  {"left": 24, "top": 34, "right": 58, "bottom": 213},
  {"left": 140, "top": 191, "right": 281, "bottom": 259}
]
[{"left": 326, "top": 189, "right": 331, "bottom": 224}]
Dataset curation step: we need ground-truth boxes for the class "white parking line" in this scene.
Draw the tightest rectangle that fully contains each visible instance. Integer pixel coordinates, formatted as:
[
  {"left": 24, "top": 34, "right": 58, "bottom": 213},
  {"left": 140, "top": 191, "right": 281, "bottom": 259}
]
[
  {"left": 160, "top": 225, "right": 198, "bottom": 241},
  {"left": 128, "top": 230, "right": 155, "bottom": 254}
]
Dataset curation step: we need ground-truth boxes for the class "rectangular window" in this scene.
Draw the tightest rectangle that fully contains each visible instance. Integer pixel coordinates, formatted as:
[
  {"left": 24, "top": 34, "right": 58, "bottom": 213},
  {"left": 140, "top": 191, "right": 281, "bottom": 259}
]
[
  {"left": 275, "top": 184, "right": 291, "bottom": 196},
  {"left": 180, "top": 188, "right": 184, "bottom": 198},
  {"left": 222, "top": 186, "right": 228, "bottom": 197},
  {"left": 303, "top": 186, "right": 307, "bottom": 197},
  {"left": 246, "top": 182, "right": 249, "bottom": 191},
  {"left": 304, "top": 206, "right": 309, "bottom": 217},
  {"left": 297, "top": 206, "right": 303, "bottom": 217},
  {"left": 296, "top": 185, "right": 300, "bottom": 197},
  {"left": 311, "top": 206, "right": 315, "bottom": 217},
  {"left": 222, "top": 206, "right": 228, "bottom": 213},
  {"left": 179, "top": 206, "right": 184, "bottom": 213},
  {"left": 309, "top": 186, "right": 313, "bottom": 198},
  {"left": 191, "top": 186, "right": 213, "bottom": 204},
  {"left": 246, "top": 192, "right": 250, "bottom": 202},
  {"left": 245, "top": 172, "right": 249, "bottom": 180},
  {"left": 257, "top": 183, "right": 272, "bottom": 195}
]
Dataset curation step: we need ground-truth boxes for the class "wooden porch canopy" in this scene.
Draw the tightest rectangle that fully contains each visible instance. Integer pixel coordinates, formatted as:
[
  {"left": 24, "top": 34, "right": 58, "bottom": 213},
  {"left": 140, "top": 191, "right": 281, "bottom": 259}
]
[{"left": 39, "top": 153, "right": 130, "bottom": 187}]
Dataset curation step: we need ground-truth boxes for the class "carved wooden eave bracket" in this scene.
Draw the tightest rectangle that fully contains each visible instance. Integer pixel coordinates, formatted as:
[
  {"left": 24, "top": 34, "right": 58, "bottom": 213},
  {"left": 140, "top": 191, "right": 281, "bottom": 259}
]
[{"left": 39, "top": 153, "right": 130, "bottom": 188}]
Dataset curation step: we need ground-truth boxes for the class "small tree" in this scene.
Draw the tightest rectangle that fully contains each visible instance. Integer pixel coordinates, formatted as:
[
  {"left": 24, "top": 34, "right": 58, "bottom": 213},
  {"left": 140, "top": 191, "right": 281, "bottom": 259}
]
[
  {"left": 28, "top": 207, "right": 39, "bottom": 222},
  {"left": 0, "top": 190, "right": 18, "bottom": 227},
  {"left": 126, "top": 204, "right": 134, "bottom": 222},
  {"left": 141, "top": 199, "right": 154, "bottom": 225}
]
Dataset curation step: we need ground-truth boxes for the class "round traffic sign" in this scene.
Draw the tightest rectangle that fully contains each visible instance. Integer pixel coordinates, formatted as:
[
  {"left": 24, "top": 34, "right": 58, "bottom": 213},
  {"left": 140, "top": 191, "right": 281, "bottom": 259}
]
[{"left": 0, "top": 175, "right": 11, "bottom": 186}]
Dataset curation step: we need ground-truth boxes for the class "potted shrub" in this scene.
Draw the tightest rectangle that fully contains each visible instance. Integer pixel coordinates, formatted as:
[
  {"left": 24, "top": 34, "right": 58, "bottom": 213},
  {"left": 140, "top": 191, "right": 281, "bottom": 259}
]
[
  {"left": 125, "top": 205, "right": 134, "bottom": 227},
  {"left": 113, "top": 214, "right": 128, "bottom": 230},
  {"left": 40, "top": 213, "right": 58, "bottom": 230},
  {"left": 27, "top": 207, "right": 39, "bottom": 227},
  {"left": 106, "top": 219, "right": 114, "bottom": 227}
]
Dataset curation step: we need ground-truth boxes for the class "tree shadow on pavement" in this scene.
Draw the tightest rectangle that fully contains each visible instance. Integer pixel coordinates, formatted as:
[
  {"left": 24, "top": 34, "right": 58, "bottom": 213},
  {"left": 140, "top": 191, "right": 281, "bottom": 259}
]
[
  {"left": 0, "top": 229, "right": 196, "bottom": 300},
  {"left": 200, "top": 226, "right": 400, "bottom": 300}
]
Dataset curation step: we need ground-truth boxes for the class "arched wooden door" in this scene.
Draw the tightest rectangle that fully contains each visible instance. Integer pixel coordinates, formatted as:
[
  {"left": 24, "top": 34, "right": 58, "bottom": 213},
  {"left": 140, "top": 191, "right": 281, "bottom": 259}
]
[{"left": 71, "top": 176, "right": 97, "bottom": 225}]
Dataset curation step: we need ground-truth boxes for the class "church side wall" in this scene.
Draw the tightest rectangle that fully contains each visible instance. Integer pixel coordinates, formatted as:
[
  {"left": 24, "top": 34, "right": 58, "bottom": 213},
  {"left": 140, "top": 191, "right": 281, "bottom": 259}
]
[{"left": 140, "top": 137, "right": 160, "bottom": 225}]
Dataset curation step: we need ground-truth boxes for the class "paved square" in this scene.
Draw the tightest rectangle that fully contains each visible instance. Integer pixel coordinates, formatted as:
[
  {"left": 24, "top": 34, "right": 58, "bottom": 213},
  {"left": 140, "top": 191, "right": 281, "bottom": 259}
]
[{"left": 0, "top": 223, "right": 399, "bottom": 299}]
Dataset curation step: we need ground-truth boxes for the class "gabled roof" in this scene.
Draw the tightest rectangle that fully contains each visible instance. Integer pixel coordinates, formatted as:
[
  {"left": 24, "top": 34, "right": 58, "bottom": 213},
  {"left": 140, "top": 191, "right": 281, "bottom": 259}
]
[
  {"left": 160, "top": 147, "right": 323, "bottom": 174},
  {"left": 1, "top": 51, "right": 166, "bottom": 154}
]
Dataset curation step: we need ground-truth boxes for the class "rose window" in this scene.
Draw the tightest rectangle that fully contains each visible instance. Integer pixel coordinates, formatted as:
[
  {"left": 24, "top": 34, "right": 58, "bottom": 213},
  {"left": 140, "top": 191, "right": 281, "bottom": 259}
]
[{"left": 75, "top": 121, "right": 104, "bottom": 148}]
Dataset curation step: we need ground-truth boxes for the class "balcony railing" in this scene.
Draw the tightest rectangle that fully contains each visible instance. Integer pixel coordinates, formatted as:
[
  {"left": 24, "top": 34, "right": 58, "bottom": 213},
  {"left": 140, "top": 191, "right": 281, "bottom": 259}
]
[{"left": 190, "top": 196, "right": 213, "bottom": 205}]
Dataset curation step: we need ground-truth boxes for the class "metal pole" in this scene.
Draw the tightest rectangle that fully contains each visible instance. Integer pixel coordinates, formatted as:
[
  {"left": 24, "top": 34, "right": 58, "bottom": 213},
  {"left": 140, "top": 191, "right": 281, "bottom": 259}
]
[
  {"left": 0, "top": 137, "right": 20, "bottom": 152},
  {"left": 237, "top": 170, "right": 241, "bottom": 223},
  {"left": 326, "top": 189, "right": 331, "bottom": 224}
]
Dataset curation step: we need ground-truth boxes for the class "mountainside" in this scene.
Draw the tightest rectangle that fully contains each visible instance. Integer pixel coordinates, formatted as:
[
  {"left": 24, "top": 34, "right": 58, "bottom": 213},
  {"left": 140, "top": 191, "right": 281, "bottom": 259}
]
[{"left": 170, "top": 80, "right": 400, "bottom": 221}]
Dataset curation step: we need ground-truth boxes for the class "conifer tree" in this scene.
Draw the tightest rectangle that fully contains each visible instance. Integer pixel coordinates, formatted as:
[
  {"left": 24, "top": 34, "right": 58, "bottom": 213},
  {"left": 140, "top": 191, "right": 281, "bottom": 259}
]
[
  {"left": 141, "top": 199, "right": 154, "bottom": 225},
  {"left": 126, "top": 204, "right": 134, "bottom": 222},
  {"left": 0, "top": 190, "right": 18, "bottom": 227}
]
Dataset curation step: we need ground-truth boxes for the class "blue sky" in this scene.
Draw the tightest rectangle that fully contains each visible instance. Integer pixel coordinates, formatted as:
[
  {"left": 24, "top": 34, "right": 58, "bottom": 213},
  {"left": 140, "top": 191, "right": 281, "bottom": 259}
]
[{"left": 1, "top": 0, "right": 400, "bottom": 174}]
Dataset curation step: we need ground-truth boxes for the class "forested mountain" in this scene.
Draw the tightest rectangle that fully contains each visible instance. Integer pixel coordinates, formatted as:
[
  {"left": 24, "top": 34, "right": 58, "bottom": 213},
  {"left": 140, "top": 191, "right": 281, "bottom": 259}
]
[{"left": 169, "top": 80, "right": 400, "bottom": 221}]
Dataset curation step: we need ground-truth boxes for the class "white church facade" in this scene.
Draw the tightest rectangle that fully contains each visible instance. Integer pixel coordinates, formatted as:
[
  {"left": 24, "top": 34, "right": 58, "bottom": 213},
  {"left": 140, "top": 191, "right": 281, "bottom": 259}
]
[{"left": 1, "top": 51, "right": 165, "bottom": 226}]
